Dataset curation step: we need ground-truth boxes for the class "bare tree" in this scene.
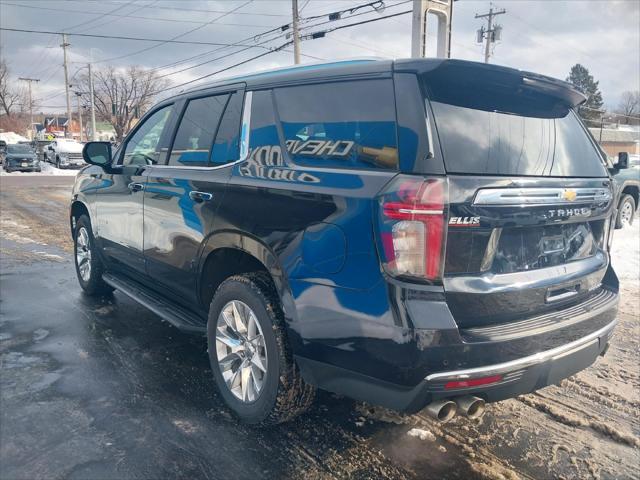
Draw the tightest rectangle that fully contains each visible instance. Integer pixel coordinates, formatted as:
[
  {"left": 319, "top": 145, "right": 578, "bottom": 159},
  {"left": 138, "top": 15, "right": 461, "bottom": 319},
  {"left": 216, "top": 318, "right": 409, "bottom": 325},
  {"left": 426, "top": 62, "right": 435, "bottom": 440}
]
[
  {"left": 0, "top": 59, "right": 26, "bottom": 117},
  {"left": 79, "top": 66, "right": 169, "bottom": 141},
  {"left": 617, "top": 91, "right": 639, "bottom": 123}
]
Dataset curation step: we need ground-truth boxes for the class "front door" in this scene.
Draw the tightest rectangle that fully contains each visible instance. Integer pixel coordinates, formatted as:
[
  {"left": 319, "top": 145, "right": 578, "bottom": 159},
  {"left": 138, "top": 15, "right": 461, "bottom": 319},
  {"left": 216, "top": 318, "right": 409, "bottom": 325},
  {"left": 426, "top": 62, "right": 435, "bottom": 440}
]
[
  {"left": 94, "top": 103, "right": 175, "bottom": 276},
  {"left": 144, "top": 89, "right": 246, "bottom": 306}
]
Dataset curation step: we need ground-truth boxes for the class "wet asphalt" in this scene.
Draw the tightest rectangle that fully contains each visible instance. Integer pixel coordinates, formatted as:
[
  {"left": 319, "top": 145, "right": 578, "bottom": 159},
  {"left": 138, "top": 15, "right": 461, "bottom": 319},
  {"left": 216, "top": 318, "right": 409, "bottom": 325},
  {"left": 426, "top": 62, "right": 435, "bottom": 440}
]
[
  {"left": 1, "top": 175, "right": 638, "bottom": 480},
  {"left": 0, "top": 176, "right": 476, "bottom": 480}
]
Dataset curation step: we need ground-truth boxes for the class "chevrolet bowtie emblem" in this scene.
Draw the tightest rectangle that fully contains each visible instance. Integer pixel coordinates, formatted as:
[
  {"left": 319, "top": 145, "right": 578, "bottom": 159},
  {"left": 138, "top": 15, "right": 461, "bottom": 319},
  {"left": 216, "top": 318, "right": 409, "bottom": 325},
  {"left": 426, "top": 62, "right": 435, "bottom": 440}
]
[{"left": 562, "top": 189, "right": 577, "bottom": 202}]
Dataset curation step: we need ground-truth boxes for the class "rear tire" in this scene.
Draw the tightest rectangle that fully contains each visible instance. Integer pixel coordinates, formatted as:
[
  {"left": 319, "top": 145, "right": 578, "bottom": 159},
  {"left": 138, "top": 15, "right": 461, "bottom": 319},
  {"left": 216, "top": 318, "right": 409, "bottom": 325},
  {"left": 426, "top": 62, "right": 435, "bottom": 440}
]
[
  {"left": 615, "top": 194, "right": 635, "bottom": 229},
  {"left": 207, "top": 272, "right": 315, "bottom": 425},
  {"left": 74, "top": 215, "right": 114, "bottom": 295}
]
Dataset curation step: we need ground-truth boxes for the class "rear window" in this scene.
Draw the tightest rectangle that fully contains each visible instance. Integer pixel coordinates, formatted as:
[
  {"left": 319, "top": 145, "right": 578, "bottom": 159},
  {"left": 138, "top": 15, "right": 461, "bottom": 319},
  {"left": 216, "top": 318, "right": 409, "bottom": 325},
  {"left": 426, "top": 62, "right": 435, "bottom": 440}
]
[
  {"left": 425, "top": 80, "right": 607, "bottom": 177},
  {"left": 274, "top": 80, "right": 399, "bottom": 170},
  {"left": 7, "top": 145, "right": 32, "bottom": 153}
]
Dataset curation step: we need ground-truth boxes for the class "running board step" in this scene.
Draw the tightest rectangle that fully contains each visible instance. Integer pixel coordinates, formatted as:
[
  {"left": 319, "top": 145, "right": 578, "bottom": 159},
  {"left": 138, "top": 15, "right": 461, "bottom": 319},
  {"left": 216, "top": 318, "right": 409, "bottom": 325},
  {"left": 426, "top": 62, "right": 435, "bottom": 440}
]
[{"left": 102, "top": 273, "right": 206, "bottom": 334}]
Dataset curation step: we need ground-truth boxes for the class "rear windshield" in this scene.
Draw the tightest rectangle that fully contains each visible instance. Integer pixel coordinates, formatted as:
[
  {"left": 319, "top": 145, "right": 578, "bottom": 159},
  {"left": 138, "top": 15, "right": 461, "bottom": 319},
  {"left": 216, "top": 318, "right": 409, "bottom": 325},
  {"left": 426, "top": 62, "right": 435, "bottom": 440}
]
[
  {"left": 7, "top": 145, "right": 32, "bottom": 153},
  {"left": 424, "top": 80, "right": 607, "bottom": 177}
]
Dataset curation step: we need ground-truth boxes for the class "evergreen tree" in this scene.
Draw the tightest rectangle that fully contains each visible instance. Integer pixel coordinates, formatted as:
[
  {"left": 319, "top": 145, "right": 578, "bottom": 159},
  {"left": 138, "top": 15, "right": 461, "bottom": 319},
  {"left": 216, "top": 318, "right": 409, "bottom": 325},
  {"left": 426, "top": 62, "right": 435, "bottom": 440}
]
[{"left": 566, "top": 64, "right": 604, "bottom": 125}]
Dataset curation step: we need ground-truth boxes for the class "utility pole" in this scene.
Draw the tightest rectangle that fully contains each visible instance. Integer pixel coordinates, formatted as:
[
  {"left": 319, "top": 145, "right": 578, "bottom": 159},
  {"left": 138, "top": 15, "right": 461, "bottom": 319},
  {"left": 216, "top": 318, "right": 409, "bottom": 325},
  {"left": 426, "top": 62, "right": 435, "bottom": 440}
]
[
  {"left": 61, "top": 33, "right": 73, "bottom": 137},
  {"left": 291, "top": 0, "right": 301, "bottom": 64},
  {"left": 18, "top": 77, "right": 40, "bottom": 139},
  {"left": 475, "top": 4, "right": 506, "bottom": 63},
  {"left": 88, "top": 63, "right": 97, "bottom": 141},
  {"left": 75, "top": 92, "right": 83, "bottom": 142}
]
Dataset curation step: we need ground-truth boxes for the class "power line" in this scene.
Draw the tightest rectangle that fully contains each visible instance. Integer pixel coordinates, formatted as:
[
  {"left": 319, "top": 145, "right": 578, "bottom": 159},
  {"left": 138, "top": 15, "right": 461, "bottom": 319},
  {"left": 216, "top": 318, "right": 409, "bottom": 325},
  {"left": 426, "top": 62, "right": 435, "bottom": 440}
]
[
  {"left": 84, "top": 0, "right": 255, "bottom": 64},
  {"left": 155, "top": 44, "right": 292, "bottom": 96},
  {"left": 303, "top": 7, "right": 412, "bottom": 38},
  {"left": 0, "top": 1, "right": 273, "bottom": 28},
  {"left": 0, "top": 26, "right": 274, "bottom": 48},
  {"left": 73, "top": 1, "right": 156, "bottom": 34},
  {"left": 145, "top": 0, "right": 406, "bottom": 81},
  {"left": 55, "top": 0, "right": 290, "bottom": 17},
  {"left": 26, "top": 0, "right": 410, "bottom": 106},
  {"left": 62, "top": 0, "right": 136, "bottom": 33},
  {"left": 160, "top": 7, "right": 417, "bottom": 96}
]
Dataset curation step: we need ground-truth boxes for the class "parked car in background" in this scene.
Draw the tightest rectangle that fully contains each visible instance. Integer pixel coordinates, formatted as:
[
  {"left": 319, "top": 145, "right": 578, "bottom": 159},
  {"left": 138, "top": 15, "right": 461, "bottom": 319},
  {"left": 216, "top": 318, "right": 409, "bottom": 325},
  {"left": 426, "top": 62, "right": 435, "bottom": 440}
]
[
  {"left": 0, "top": 140, "right": 7, "bottom": 163},
  {"left": 44, "top": 138, "right": 85, "bottom": 168},
  {"left": 72, "top": 59, "right": 619, "bottom": 426},
  {"left": 609, "top": 153, "right": 639, "bottom": 228},
  {"left": 3, "top": 144, "right": 41, "bottom": 173}
]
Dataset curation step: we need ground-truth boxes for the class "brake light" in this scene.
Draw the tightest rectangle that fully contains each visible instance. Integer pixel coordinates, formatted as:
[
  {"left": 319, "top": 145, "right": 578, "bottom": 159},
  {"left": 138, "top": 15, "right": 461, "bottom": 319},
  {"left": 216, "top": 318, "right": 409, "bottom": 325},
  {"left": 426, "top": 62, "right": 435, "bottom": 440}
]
[{"left": 376, "top": 176, "right": 448, "bottom": 282}]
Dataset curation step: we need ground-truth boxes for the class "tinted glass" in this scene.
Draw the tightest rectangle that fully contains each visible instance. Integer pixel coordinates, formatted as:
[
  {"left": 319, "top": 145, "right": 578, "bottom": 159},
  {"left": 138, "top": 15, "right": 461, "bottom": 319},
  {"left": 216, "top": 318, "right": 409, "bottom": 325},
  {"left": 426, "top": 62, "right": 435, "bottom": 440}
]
[
  {"left": 211, "top": 92, "right": 243, "bottom": 165},
  {"left": 168, "top": 94, "right": 228, "bottom": 167},
  {"left": 426, "top": 81, "right": 607, "bottom": 177},
  {"left": 274, "top": 80, "right": 398, "bottom": 170},
  {"left": 7, "top": 144, "right": 32, "bottom": 153},
  {"left": 249, "top": 90, "right": 280, "bottom": 158},
  {"left": 122, "top": 105, "right": 173, "bottom": 166}
]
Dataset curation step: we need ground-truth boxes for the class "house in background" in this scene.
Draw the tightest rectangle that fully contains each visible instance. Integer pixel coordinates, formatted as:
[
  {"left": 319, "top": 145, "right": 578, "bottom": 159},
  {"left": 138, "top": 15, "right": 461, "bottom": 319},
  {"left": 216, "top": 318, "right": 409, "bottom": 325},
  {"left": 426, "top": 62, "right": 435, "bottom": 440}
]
[
  {"left": 589, "top": 126, "right": 640, "bottom": 158},
  {"left": 87, "top": 121, "right": 117, "bottom": 141}
]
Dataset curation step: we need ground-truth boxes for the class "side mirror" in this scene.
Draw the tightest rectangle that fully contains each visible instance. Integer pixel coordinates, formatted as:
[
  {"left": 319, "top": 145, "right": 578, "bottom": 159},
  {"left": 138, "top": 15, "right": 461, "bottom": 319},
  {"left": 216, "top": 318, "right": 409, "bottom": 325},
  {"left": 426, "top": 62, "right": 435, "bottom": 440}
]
[
  {"left": 615, "top": 152, "right": 629, "bottom": 169},
  {"left": 83, "top": 142, "right": 112, "bottom": 168}
]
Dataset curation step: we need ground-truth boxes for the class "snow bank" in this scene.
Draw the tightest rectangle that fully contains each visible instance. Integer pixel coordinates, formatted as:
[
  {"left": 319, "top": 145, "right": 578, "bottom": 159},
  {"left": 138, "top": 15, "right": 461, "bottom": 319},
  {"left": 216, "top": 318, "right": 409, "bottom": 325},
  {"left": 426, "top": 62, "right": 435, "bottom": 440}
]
[
  {"left": 610, "top": 217, "right": 640, "bottom": 285},
  {"left": 0, "top": 132, "right": 29, "bottom": 144}
]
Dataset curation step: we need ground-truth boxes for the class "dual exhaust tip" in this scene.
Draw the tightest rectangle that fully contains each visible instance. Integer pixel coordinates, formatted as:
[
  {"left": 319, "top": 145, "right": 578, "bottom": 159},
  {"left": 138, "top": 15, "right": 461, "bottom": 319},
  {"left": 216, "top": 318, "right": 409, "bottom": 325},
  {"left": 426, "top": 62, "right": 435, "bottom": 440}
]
[{"left": 425, "top": 396, "right": 485, "bottom": 423}]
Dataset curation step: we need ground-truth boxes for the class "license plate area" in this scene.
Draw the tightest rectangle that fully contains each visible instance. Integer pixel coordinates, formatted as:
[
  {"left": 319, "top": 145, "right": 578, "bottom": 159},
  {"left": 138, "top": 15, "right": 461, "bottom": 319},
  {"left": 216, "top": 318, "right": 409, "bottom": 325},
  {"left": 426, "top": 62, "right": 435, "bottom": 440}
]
[
  {"left": 542, "top": 234, "right": 564, "bottom": 254},
  {"left": 493, "top": 223, "right": 597, "bottom": 274}
]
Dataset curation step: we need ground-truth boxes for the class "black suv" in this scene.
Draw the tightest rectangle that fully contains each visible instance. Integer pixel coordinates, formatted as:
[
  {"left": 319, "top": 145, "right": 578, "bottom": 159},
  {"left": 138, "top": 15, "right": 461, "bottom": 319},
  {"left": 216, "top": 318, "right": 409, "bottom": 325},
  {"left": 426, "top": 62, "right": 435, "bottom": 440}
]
[{"left": 71, "top": 59, "right": 619, "bottom": 425}]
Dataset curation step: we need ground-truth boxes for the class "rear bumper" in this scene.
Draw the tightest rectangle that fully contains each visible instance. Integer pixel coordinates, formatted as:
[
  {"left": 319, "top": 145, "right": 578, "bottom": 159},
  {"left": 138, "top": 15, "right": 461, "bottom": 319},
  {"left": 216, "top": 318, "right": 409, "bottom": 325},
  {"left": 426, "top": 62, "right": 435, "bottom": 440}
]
[
  {"left": 425, "top": 317, "right": 616, "bottom": 403},
  {"left": 293, "top": 268, "right": 619, "bottom": 412},
  {"left": 296, "top": 317, "right": 616, "bottom": 413}
]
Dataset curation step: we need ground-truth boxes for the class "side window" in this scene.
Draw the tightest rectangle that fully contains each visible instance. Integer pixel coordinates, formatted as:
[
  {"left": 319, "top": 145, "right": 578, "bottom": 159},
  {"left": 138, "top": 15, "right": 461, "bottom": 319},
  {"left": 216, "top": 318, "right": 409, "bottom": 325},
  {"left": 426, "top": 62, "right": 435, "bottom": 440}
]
[
  {"left": 122, "top": 105, "right": 173, "bottom": 166},
  {"left": 168, "top": 94, "right": 228, "bottom": 167},
  {"left": 273, "top": 80, "right": 399, "bottom": 170},
  {"left": 247, "top": 90, "right": 282, "bottom": 166},
  {"left": 211, "top": 92, "right": 243, "bottom": 165}
]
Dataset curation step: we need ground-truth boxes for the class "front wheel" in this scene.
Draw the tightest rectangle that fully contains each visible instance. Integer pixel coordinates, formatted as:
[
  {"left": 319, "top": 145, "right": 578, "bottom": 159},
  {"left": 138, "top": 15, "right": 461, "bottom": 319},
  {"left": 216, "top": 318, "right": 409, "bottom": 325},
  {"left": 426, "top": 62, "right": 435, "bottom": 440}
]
[
  {"left": 207, "top": 272, "right": 315, "bottom": 425},
  {"left": 74, "top": 215, "right": 113, "bottom": 295},
  {"left": 616, "top": 194, "right": 636, "bottom": 229}
]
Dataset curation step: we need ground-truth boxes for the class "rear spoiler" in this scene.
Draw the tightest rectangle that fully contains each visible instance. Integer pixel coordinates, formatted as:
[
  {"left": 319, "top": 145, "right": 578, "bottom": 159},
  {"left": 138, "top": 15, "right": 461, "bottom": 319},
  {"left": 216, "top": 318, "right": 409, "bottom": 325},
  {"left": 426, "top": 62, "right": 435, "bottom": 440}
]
[{"left": 394, "top": 59, "right": 587, "bottom": 108}]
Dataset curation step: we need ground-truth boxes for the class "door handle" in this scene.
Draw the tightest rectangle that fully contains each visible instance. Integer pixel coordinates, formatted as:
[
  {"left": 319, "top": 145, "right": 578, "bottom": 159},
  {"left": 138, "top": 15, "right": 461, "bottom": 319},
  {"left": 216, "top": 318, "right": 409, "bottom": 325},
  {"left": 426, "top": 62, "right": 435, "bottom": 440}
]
[
  {"left": 128, "top": 182, "right": 144, "bottom": 192},
  {"left": 189, "top": 191, "right": 213, "bottom": 202}
]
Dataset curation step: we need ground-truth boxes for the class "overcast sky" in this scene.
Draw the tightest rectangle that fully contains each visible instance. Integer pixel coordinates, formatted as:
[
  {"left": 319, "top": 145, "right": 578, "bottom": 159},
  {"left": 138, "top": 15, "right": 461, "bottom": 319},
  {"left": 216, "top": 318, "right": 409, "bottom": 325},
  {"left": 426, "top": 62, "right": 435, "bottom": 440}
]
[{"left": 1, "top": 0, "right": 638, "bottom": 113}]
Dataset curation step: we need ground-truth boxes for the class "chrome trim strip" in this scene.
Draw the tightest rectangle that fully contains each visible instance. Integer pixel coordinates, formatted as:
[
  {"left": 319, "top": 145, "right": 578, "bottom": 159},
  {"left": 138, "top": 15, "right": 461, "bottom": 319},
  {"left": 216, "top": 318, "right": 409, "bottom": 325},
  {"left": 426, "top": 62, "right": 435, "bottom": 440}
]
[
  {"left": 398, "top": 208, "right": 443, "bottom": 215},
  {"left": 473, "top": 187, "right": 611, "bottom": 206},
  {"left": 148, "top": 91, "right": 252, "bottom": 171},
  {"left": 425, "top": 318, "right": 617, "bottom": 382}
]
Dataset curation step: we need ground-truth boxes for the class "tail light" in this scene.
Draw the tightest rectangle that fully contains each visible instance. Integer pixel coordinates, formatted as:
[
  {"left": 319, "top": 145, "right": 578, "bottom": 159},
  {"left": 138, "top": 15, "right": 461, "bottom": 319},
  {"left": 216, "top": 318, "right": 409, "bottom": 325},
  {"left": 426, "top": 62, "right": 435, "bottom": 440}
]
[{"left": 375, "top": 176, "right": 448, "bottom": 283}]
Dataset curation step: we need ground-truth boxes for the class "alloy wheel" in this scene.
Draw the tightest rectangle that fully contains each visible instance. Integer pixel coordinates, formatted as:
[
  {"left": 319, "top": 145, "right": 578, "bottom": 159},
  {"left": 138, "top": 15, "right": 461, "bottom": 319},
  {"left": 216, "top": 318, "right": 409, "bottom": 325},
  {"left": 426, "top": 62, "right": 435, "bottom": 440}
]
[
  {"left": 620, "top": 200, "right": 633, "bottom": 226},
  {"left": 76, "top": 227, "right": 92, "bottom": 281},
  {"left": 215, "top": 300, "right": 268, "bottom": 403}
]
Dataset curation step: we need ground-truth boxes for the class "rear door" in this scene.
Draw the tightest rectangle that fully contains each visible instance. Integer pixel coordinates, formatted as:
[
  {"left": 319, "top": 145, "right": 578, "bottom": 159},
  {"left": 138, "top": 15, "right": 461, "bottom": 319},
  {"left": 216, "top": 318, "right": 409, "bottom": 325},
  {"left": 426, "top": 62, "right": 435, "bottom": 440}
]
[
  {"left": 420, "top": 69, "right": 614, "bottom": 329},
  {"left": 143, "top": 88, "right": 245, "bottom": 305}
]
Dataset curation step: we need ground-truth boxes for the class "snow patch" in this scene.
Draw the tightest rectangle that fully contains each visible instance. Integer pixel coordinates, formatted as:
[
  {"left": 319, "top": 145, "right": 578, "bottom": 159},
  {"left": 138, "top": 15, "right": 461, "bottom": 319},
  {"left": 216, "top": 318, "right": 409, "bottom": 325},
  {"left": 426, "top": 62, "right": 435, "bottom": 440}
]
[{"left": 407, "top": 427, "right": 437, "bottom": 442}]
